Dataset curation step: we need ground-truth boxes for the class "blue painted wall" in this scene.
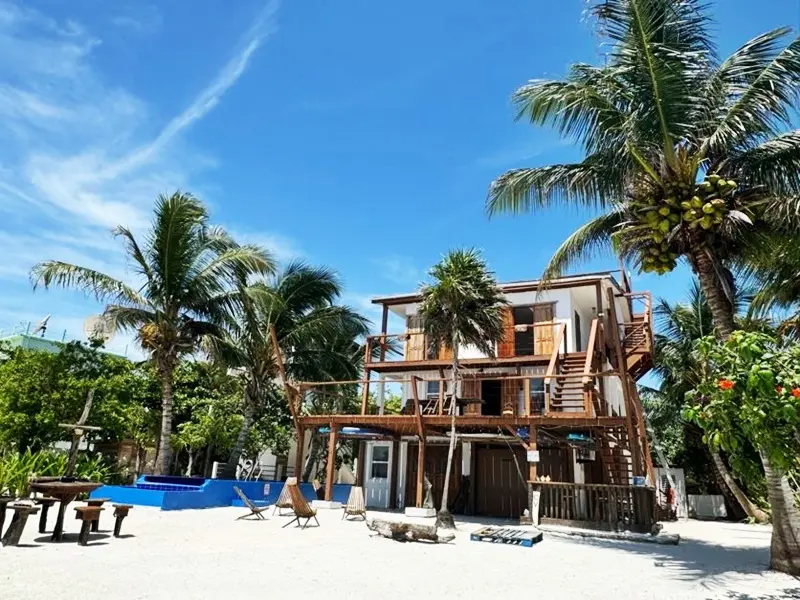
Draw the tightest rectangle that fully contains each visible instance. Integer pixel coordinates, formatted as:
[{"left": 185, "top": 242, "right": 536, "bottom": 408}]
[{"left": 90, "top": 477, "right": 353, "bottom": 511}]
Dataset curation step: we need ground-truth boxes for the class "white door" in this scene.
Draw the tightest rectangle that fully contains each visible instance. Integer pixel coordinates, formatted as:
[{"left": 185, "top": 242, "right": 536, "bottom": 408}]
[{"left": 364, "top": 442, "right": 393, "bottom": 509}]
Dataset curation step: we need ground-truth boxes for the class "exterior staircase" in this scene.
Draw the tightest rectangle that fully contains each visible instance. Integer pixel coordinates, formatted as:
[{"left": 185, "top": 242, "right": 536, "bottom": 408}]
[
  {"left": 597, "top": 426, "right": 633, "bottom": 485},
  {"left": 550, "top": 352, "right": 591, "bottom": 414},
  {"left": 622, "top": 314, "right": 653, "bottom": 380}
]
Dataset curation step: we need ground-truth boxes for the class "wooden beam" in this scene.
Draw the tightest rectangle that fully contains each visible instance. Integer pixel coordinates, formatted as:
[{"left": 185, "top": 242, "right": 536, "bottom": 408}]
[
  {"left": 524, "top": 377, "right": 531, "bottom": 417},
  {"left": 294, "top": 427, "right": 305, "bottom": 481},
  {"left": 606, "top": 288, "right": 643, "bottom": 477},
  {"left": 437, "top": 368, "right": 445, "bottom": 415},
  {"left": 389, "top": 439, "right": 399, "bottom": 509},
  {"left": 410, "top": 376, "right": 425, "bottom": 440},
  {"left": 528, "top": 425, "right": 538, "bottom": 482},
  {"left": 297, "top": 414, "right": 628, "bottom": 429},
  {"left": 355, "top": 440, "right": 366, "bottom": 487},
  {"left": 324, "top": 424, "right": 339, "bottom": 501},
  {"left": 503, "top": 424, "right": 529, "bottom": 451},
  {"left": 415, "top": 440, "right": 425, "bottom": 508}
]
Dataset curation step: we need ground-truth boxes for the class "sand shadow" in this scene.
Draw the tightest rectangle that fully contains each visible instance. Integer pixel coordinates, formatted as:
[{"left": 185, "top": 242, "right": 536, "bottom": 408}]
[
  {"left": 714, "top": 589, "right": 800, "bottom": 600},
  {"left": 34, "top": 531, "right": 111, "bottom": 545}
]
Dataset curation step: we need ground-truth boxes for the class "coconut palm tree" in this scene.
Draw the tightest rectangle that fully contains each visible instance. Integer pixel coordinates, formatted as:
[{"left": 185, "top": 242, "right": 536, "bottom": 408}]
[
  {"left": 647, "top": 281, "right": 769, "bottom": 522},
  {"left": 31, "top": 192, "right": 274, "bottom": 474},
  {"left": 487, "top": 0, "right": 800, "bottom": 340},
  {"left": 419, "top": 249, "right": 507, "bottom": 528},
  {"left": 212, "top": 262, "right": 369, "bottom": 479}
]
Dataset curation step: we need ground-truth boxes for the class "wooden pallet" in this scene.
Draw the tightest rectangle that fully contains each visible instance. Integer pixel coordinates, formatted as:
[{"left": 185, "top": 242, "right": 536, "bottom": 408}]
[{"left": 470, "top": 527, "right": 543, "bottom": 548}]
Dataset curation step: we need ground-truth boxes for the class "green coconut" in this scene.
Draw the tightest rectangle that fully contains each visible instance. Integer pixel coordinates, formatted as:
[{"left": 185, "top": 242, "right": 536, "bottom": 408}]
[
  {"left": 680, "top": 201, "right": 692, "bottom": 210},
  {"left": 707, "top": 174, "right": 721, "bottom": 184},
  {"left": 702, "top": 203, "right": 715, "bottom": 214},
  {"left": 683, "top": 210, "right": 695, "bottom": 221},
  {"left": 699, "top": 181, "right": 714, "bottom": 193},
  {"left": 726, "top": 180, "right": 737, "bottom": 190},
  {"left": 659, "top": 219, "right": 671, "bottom": 232},
  {"left": 711, "top": 199, "right": 725, "bottom": 208},
  {"left": 700, "top": 216, "right": 713, "bottom": 229},
  {"left": 690, "top": 196, "right": 703, "bottom": 209},
  {"left": 658, "top": 206, "right": 671, "bottom": 216}
]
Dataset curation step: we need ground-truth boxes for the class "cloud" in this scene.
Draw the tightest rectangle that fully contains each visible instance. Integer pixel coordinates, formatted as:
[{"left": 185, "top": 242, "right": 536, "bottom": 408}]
[
  {"left": 371, "top": 255, "right": 422, "bottom": 285},
  {"left": 230, "top": 229, "right": 304, "bottom": 264},
  {"left": 0, "top": 1, "right": 288, "bottom": 356}
]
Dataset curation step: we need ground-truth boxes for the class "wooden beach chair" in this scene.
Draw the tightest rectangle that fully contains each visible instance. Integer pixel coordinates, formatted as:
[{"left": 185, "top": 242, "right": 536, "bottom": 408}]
[
  {"left": 342, "top": 486, "right": 366, "bottom": 521},
  {"left": 282, "top": 484, "right": 319, "bottom": 529},
  {"left": 273, "top": 477, "right": 297, "bottom": 516},
  {"left": 233, "top": 486, "right": 270, "bottom": 521}
]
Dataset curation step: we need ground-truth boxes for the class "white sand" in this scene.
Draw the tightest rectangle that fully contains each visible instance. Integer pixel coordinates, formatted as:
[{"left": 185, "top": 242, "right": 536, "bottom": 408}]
[{"left": 1, "top": 507, "right": 795, "bottom": 599}]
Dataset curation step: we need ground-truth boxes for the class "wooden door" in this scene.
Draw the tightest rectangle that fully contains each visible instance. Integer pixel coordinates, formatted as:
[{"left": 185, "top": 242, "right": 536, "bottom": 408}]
[
  {"left": 501, "top": 379, "right": 519, "bottom": 416},
  {"left": 497, "top": 307, "right": 515, "bottom": 357},
  {"left": 462, "top": 375, "right": 482, "bottom": 415},
  {"left": 537, "top": 447, "right": 573, "bottom": 482},
  {"left": 405, "top": 316, "right": 425, "bottom": 361},
  {"left": 474, "top": 444, "right": 529, "bottom": 518},
  {"left": 533, "top": 304, "right": 556, "bottom": 355},
  {"left": 405, "top": 444, "right": 462, "bottom": 511},
  {"left": 438, "top": 345, "right": 454, "bottom": 360}
]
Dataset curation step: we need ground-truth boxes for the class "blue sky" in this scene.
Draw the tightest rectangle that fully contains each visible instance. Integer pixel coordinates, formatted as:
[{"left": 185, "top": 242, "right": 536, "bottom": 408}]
[{"left": 0, "top": 0, "right": 798, "bottom": 356}]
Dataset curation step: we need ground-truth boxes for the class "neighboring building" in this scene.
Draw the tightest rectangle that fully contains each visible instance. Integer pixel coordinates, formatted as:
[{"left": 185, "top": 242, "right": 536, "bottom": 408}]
[
  {"left": 293, "top": 271, "right": 656, "bottom": 531},
  {"left": 0, "top": 333, "right": 66, "bottom": 354}
]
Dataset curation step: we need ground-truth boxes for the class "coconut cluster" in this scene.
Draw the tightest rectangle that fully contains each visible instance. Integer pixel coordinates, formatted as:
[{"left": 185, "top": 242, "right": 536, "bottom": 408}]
[{"left": 638, "top": 174, "right": 736, "bottom": 275}]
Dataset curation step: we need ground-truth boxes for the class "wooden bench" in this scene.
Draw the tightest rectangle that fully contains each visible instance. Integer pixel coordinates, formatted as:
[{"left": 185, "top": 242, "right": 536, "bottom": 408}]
[
  {"left": 34, "top": 497, "right": 58, "bottom": 534},
  {"left": 74, "top": 506, "right": 104, "bottom": 546},
  {"left": 86, "top": 498, "right": 109, "bottom": 532},
  {"left": 112, "top": 504, "right": 133, "bottom": 537},
  {"left": 0, "top": 496, "right": 16, "bottom": 534},
  {"left": 1, "top": 504, "right": 40, "bottom": 547}
]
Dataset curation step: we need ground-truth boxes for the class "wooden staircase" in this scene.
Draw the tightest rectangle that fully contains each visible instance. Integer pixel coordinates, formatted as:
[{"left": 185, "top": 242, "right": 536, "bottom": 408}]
[
  {"left": 622, "top": 314, "right": 653, "bottom": 380},
  {"left": 550, "top": 352, "right": 592, "bottom": 414},
  {"left": 597, "top": 426, "right": 633, "bottom": 486}
]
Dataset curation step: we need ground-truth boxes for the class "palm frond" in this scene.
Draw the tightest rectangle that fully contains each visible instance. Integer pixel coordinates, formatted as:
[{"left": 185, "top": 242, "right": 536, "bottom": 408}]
[
  {"left": 727, "top": 130, "right": 800, "bottom": 195},
  {"left": 541, "top": 210, "right": 624, "bottom": 281},
  {"left": 31, "top": 261, "right": 148, "bottom": 307}
]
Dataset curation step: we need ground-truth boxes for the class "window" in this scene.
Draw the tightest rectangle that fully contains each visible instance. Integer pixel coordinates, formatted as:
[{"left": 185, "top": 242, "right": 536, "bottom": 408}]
[
  {"left": 371, "top": 445, "right": 390, "bottom": 479},
  {"left": 530, "top": 378, "right": 545, "bottom": 414},
  {"left": 426, "top": 380, "right": 440, "bottom": 399}
]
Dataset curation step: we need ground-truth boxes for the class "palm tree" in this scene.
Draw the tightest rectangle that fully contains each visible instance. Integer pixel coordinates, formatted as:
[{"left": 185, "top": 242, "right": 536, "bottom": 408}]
[
  {"left": 487, "top": 0, "right": 800, "bottom": 339},
  {"left": 419, "top": 249, "right": 507, "bottom": 528},
  {"left": 212, "top": 262, "right": 369, "bottom": 479},
  {"left": 647, "top": 281, "right": 768, "bottom": 522},
  {"left": 31, "top": 192, "right": 274, "bottom": 474}
]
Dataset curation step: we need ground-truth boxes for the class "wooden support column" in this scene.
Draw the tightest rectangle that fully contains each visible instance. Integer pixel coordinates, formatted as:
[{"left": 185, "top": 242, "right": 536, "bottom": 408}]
[
  {"left": 324, "top": 424, "right": 339, "bottom": 501},
  {"left": 528, "top": 425, "right": 538, "bottom": 482},
  {"left": 355, "top": 440, "right": 366, "bottom": 487},
  {"left": 294, "top": 426, "right": 305, "bottom": 481},
  {"left": 379, "top": 304, "right": 389, "bottom": 362},
  {"left": 415, "top": 440, "right": 426, "bottom": 508},
  {"left": 606, "top": 288, "right": 643, "bottom": 477},
  {"left": 389, "top": 439, "right": 399, "bottom": 509}
]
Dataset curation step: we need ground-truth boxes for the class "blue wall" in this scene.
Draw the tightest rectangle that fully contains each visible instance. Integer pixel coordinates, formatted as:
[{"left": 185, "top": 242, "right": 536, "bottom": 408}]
[{"left": 90, "top": 477, "right": 353, "bottom": 511}]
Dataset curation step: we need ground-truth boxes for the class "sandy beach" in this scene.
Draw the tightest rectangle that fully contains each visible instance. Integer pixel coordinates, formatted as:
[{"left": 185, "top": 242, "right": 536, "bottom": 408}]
[{"left": 0, "top": 507, "right": 794, "bottom": 600}]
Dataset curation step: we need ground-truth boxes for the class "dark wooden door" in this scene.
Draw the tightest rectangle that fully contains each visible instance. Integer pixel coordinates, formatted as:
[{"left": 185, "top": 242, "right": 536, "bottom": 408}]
[
  {"left": 538, "top": 447, "right": 574, "bottom": 482},
  {"left": 474, "top": 444, "right": 529, "bottom": 518},
  {"left": 405, "top": 444, "right": 461, "bottom": 510}
]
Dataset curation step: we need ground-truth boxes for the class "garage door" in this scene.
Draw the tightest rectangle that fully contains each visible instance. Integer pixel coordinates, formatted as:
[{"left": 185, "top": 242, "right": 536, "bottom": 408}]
[
  {"left": 474, "top": 445, "right": 528, "bottom": 518},
  {"left": 405, "top": 443, "right": 461, "bottom": 510}
]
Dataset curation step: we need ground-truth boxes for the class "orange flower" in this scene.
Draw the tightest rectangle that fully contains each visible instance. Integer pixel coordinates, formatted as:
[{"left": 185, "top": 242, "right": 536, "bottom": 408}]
[
  {"left": 718, "top": 379, "right": 734, "bottom": 390},
  {"left": 792, "top": 388, "right": 800, "bottom": 399}
]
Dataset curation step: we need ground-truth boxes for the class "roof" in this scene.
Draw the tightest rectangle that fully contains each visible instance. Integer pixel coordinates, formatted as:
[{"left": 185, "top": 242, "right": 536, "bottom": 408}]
[{"left": 371, "top": 270, "right": 624, "bottom": 305}]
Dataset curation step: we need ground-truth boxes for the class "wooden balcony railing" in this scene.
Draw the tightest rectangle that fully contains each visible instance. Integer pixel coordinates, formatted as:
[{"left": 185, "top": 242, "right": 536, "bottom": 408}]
[
  {"left": 365, "top": 321, "right": 568, "bottom": 365},
  {"left": 531, "top": 481, "right": 657, "bottom": 533}
]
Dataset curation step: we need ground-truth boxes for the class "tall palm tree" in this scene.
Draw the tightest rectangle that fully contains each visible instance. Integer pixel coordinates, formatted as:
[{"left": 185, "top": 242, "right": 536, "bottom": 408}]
[
  {"left": 31, "top": 192, "right": 274, "bottom": 474},
  {"left": 487, "top": 0, "right": 800, "bottom": 339},
  {"left": 647, "top": 281, "right": 768, "bottom": 522},
  {"left": 212, "top": 262, "right": 369, "bottom": 479},
  {"left": 419, "top": 249, "right": 507, "bottom": 528}
]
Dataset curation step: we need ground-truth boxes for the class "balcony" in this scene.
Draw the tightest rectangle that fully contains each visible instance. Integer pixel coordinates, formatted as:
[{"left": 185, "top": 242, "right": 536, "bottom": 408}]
[{"left": 365, "top": 321, "right": 569, "bottom": 372}]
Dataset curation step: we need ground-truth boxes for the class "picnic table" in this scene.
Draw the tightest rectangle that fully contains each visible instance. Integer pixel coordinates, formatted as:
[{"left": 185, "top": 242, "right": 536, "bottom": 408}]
[{"left": 29, "top": 480, "right": 103, "bottom": 542}]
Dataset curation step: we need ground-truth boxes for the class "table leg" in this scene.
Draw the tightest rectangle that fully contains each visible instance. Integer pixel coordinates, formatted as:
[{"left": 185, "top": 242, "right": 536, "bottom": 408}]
[
  {"left": 0, "top": 505, "right": 6, "bottom": 535},
  {"left": 38, "top": 504, "right": 50, "bottom": 534},
  {"left": 52, "top": 502, "right": 67, "bottom": 542}
]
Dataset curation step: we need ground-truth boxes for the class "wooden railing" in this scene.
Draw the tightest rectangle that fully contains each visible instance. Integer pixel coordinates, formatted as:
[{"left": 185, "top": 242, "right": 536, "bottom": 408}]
[
  {"left": 620, "top": 292, "right": 653, "bottom": 355},
  {"left": 581, "top": 317, "right": 605, "bottom": 416},
  {"left": 365, "top": 321, "right": 567, "bottom": 365},
  {"left": 543, "top": 322, "right": 568, "bottom": 413},
  {"left": 532, "top": 481, "right": 656, "bottom": 533}
]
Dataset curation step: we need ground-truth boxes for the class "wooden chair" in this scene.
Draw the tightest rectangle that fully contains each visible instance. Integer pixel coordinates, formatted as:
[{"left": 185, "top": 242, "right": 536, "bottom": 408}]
[
  {"left": 342, "top": 486, "right": 366, "bottom": 521},
  {"left": 233, "top": 486, "right": 270, "bottom": 521},
  {"left": 273, "top": 477, "right": 297, "bottom": 516},
  {"left": 112, "top": 504, "right": 133, "bottom": 537},
  {"left": 282, "top": 484, "right": 319, "bottom": 529}
]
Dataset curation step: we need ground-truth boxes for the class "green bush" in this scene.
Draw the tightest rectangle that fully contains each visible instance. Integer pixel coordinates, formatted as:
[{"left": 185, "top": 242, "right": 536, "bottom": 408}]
[{"left": 0, "top": 450, "right": 119, "bottom": 496}]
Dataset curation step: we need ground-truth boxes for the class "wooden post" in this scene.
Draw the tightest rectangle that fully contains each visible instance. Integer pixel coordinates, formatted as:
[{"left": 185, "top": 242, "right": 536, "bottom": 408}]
[
  {"left": 438, "top": 369, "right": 445, "bottom": 415},
  {"left": 294, "top": 427, "right": 305, "bottom": 481},
  {"left": 389, "top": 439, "right": 399, "bottom": 509},
  {"left": 606, "top": 288, "right": 643, "bottom": 477},
  {"left": 355, "top": 441, "right": 366, "bottom": 487},
  {"left": 324, "top": 425, "right": 338, "bottom": 501},
  {"left": 524, "top": 378, "right": 531, "bottom": 416},
  {"left": 380, "top": 304, "right": 389, "bottom": 362},
  {"left": 361, "top": 367, "right": 371, "bottom": 415},
  {"left": 528, "top": 425, "right": 537, "bottom": 482},
  {"left": 415, "top": 441, "right": 425, "bottom": 508}
]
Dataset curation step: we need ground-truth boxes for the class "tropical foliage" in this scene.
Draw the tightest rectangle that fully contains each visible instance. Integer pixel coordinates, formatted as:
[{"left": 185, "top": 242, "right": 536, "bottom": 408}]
[
  {"left": 419, "top": 248, "right": 507, "bottom": 528},
  {"left": 31, "top": 192, "right": 274, "bottom": 474},
  {"left": 0, "top": 450, "right": 122, "bottom": 497},
  {"left": 486, "top": 0, "right": 800, "bottom": 338}
]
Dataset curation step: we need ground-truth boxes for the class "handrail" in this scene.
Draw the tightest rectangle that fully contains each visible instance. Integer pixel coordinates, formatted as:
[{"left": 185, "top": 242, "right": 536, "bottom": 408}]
[
  {"left": 582, "top": 318, "right": 600, "bottom": 386},
  {"left": 543, "top": 322, "right": 567, "bottom": 414}
]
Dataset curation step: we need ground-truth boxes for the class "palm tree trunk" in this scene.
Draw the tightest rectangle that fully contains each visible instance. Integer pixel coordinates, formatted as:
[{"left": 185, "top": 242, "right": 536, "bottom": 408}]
[
  {"left": 710, "top": 451, "right": 769, "bottom": 523},
  {"left": 761, "top": 451, "right": 800, "bottom": 575},
  {"left": 154, "top": 362, "right": 175, "bottom": 475},
  {"left": 203, "top": 442, "right": 214, "bottom": 478},
  {"left": 302, "top": 433, "right": 322, "bottom": 482},
  {"left": 437, "top": 340, "right": 459, "bottom": 529},
  {"left": 221, "top": 391, "right": 254, "bottom": 479},
  {"left": 185, "top": 451, "right": 194, "bottom": 477},
  {"left": 691, "top": 246, "right": 735, "bottom": 339}
]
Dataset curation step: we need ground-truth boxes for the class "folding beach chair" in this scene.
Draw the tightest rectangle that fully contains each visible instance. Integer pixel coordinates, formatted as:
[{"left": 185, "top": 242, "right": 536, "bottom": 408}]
[
  {"left": 282, "top": 484, "right": 319, "bottom": 529},
  {"left": 341, "top": 486, "right": 366, "bottom": 521},
  {"left": 273, "top": 477, "right": 297, "bottom": 516},
  {"left": 233, "top": 486, "right": 270, "bottom": 521}
]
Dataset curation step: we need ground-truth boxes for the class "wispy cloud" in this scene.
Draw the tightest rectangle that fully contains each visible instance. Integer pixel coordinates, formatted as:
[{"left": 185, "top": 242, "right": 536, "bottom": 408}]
[
  {"left": 371, "top": 255, "right": 423, "bottom": 286},
  {"left": 0, "top": 1, "right": 293, "bottom": 354}
]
